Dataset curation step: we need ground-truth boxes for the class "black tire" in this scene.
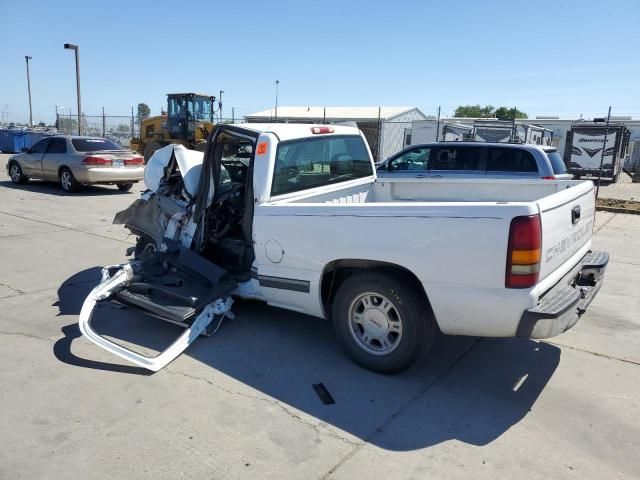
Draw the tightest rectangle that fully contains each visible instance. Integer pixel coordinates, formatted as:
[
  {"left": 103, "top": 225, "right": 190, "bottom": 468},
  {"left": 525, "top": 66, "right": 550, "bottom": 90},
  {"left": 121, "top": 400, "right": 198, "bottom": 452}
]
[
  {"left": 117, "top": 183, "right": 134, "bottom": 191},
  {"left": 8, "top": 161, "right": 28, "bottom": 184},
  {"left": 331, "top": 271, "right": 436, "bottom": 374},
  {"left": 59, "top": 167, "right": 79, "bottom": 192},
  {"left": 143, "top": 141, "right": 166, "bottom": 163}
]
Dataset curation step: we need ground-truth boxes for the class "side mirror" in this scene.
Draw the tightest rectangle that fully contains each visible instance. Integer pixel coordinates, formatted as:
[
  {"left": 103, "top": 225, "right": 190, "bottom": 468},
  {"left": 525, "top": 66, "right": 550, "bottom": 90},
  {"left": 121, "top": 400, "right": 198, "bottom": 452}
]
[{"left": 21, "top": 147, "right": 29, "bottom": 153}]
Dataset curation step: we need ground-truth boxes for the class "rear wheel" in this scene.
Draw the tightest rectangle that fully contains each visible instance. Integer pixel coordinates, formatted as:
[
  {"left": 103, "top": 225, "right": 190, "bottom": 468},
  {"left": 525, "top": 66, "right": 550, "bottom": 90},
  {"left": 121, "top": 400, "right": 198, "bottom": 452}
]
[
  {"left": 331, "top": 271, "right": 436, "bottom": 373},
  {"left": 8, "top": 162, "right": 28, "bottom": 184},
  {"left": 143, "top": 141, "right": 166, "bottom": 163},
  {"left": 117, "top": 183, "right": 133, "bottom": 191},
  {"left": 59, "top": 167, "right": 79, "bottom": 192}
]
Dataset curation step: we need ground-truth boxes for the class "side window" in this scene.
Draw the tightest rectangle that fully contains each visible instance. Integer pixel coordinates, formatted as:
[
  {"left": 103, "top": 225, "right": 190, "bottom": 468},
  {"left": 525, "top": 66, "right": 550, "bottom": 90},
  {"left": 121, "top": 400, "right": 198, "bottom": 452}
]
[
  {"left": 29, "top": 139, "right": 52, "bottom": 154},
  {"left": 431, "top": 147, "right": 482, "bottom": 171},
  {"left": 487, "top": 149, "right": 537, "bottom": 172},
  {"left": 389, "top": 147, "right": 430, "bottom": 171},
  {"left": 47, "top": 138, "right": 67, "bottom": 154}
]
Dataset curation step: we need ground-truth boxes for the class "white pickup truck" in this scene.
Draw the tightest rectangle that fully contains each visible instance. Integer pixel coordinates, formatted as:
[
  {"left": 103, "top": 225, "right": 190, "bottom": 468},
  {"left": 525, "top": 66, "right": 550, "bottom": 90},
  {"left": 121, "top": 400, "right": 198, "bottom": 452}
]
[{"left": 79, "top": 124, "right": 608, "bottom": 373}]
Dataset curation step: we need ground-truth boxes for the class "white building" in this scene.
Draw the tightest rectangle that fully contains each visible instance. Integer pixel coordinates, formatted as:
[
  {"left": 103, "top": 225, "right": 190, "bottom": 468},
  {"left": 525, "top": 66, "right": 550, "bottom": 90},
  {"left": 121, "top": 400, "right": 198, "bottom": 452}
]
[{"left": 245, "top": 106, "right": 429, "bottom": 161}]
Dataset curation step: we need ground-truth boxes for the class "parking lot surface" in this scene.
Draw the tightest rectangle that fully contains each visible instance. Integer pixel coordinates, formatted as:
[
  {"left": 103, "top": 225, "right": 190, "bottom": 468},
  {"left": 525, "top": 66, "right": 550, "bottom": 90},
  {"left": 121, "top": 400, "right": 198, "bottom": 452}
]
[{"left": 1, "top": 152, "right": 639, "bottom": 479}]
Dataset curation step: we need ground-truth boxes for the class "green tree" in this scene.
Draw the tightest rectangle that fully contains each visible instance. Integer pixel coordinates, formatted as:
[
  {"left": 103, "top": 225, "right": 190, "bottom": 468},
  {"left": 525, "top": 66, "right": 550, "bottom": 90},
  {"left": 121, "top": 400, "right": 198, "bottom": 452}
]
[
  {"left": 37, "top": 121, "right": 46, "bottom": 127},
  {"left": 454, "top": 105, "right": 495, "bottom": 118},
  {"left": 494, "top": 107, "right": 528, "bottom": 120},
  {"left": 136, "top": 103, "right": 151, "bottom": 123}
]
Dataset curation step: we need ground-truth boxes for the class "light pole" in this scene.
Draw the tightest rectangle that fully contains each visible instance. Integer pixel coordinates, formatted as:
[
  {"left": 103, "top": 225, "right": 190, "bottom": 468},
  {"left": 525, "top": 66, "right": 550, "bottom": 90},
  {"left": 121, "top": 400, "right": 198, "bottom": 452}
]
[
  {"left": 218, "top": 90, "right": 224, "bottom": 123},
  {"left": 274, "top": 80, "right": 279, "bottom": 122},
  {"left": 64, "top": 43, "right": 82, "bottom": 135},
  {"left": 25, "top": 56, "right": 33, "bottom": 127}
]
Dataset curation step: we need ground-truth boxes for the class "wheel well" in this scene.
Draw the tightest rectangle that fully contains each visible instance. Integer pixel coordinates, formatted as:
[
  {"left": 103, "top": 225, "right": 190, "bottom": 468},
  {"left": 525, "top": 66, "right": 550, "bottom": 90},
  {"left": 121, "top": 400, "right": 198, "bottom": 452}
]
[
  {"left": 58, "top": 165, "right": 71, "bottom": 176},
  {"left": 320, "top": 259, "right": 432, "bottom": 319}
]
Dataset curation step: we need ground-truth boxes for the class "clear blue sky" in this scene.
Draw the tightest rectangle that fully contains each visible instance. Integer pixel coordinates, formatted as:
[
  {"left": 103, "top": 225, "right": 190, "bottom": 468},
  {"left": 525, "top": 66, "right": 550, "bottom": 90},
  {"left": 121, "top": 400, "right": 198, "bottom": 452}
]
[{"left": 1, "top": 0, "right": 639, "bottom": 123}]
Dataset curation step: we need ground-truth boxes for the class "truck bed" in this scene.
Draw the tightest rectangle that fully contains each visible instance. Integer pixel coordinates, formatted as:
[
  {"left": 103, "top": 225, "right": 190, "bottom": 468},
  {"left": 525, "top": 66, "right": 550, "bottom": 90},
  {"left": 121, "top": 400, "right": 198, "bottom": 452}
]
[{"left": 255, "top": 177, "right": 596, "bottom": 337}]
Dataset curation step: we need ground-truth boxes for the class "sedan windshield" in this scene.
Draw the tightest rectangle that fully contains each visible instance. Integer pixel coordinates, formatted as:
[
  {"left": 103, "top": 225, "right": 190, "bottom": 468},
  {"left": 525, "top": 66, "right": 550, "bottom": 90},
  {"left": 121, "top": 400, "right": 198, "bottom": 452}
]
[{"left": 72, "top": 138, "right": 122, "bottom": 152}]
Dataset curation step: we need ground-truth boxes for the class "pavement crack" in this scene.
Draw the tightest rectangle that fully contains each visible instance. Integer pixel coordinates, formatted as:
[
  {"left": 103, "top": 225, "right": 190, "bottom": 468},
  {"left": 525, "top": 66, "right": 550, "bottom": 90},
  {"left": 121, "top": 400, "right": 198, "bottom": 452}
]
[
  {"left": 543, "top": 340, "right": 640, "bottom": 366},
  {"left": 163, "top": 368, "right": 361, "bottom": 447},
  {"left": 594, "top": 212, "right": 616, "bottom": 234},
  {"left": 320, "top": 339, "right": 482, "bottom": 479},
  {"left": 0, "top": 210, "right": 134, "bottom": 245},
  {"left": 0, "top": 331, "right": 53, "bottom": 343},
  {"left": 0, "top": 281, "right": 24, "bottom": 295}
]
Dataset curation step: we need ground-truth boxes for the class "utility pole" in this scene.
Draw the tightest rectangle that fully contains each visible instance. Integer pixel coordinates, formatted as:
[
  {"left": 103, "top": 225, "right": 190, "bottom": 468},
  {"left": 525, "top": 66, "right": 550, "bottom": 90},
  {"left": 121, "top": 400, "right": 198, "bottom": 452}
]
[
  {"left": 25, "top": 56, "right": 33, "bottom": 127},
  {"left": 435, "top": 105, "right": 441, "bottom": 142},
  {"left": 218, "top": 90, "right": 224, "bottom": 123},
  {"left": 63, "top": 44, "right": 82, "bottom": 135},
  {"left": 274, "top": 80, "right": 279, "bottom": 122},
  {"left": 102, "top": 106, "right": 106, "bottom": 137},
  {"left": 232, "top": 107, "right": 235, "bottom": 123}
]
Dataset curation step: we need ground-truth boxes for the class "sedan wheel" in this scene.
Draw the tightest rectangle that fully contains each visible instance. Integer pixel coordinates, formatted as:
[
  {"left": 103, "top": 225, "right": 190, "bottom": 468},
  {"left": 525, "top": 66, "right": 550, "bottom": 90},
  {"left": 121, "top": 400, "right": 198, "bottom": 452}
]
[
  {"left": 9, "top": 162, "right": 28, "bottom": 184},
  {"left": 59, "top": 168, "right": 78, "bottom": 192}
]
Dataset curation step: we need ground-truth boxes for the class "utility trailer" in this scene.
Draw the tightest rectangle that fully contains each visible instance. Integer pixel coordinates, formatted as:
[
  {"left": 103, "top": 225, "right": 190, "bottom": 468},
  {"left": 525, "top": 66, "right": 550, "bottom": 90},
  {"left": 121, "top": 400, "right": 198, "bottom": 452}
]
[
  {"left": 472, "top": 120, "right": 553, "bottom": 145},
  {"left": 563, "top": 121, "right": 631, "bottom": 182}
]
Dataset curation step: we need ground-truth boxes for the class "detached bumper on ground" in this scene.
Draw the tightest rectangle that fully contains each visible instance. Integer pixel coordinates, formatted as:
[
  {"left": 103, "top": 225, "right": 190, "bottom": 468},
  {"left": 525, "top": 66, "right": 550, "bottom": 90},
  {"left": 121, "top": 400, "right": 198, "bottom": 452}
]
[{"left": 517, "top": 250, "right": 609, "bottom": 339}]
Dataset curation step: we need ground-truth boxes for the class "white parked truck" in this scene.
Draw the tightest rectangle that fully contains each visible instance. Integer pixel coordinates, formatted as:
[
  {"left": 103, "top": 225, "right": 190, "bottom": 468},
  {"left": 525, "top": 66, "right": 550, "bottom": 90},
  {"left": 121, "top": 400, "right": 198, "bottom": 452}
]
[{"left": 79, "top": 124, "right": 608, "bottom": 373}]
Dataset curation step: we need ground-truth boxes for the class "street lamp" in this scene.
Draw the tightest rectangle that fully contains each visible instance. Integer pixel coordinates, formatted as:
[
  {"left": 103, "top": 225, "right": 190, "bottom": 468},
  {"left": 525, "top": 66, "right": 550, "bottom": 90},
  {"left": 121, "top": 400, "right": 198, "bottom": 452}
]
[
  {"left": 274, "top": 80, "right": 279, "bottom": 122},
  {"left": 25, "top": 56, "right": 33, "bottom": 127},
  {"left": 63, "top": 43, "right": 82, "bottom": 135}
]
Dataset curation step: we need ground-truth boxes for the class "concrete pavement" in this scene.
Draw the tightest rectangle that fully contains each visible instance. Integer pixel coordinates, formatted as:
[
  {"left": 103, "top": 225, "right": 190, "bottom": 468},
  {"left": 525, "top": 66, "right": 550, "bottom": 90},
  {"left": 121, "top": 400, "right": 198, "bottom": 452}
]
[{"left": 1, "top": 153, "right": 638, "bottom": 479}]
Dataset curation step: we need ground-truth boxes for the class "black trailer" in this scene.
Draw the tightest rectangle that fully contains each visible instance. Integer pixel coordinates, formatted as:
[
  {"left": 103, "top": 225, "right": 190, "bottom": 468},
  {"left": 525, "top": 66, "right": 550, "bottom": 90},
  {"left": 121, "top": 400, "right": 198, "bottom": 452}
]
[{"left": 563, "top": 121, "right": 631, "bottom": 182}]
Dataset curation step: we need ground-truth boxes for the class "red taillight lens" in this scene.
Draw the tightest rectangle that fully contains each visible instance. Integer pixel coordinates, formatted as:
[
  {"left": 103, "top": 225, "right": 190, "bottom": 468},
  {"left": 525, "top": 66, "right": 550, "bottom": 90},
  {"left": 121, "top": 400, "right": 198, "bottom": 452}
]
[
  {"left": 506, "top": 214, "right": 542, "bottom": 288},
  {"left": 82, "top": 156, "right": 111, "bottom": 166},
  {"left": 124, "top": 156, "right": 144, "bottom": 166},
  {"left": 311, "top": 126, "right": 334, "bottom": 134},
  {"left": 541, "top": 176, "right": 555, "bottom": 180}
]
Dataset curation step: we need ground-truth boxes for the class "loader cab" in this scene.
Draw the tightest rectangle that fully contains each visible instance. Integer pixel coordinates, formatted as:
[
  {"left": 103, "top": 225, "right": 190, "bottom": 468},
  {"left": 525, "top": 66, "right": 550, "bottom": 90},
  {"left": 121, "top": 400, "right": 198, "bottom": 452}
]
[{"left": 166, "top": 93, "right": 215, "bottom": 141}]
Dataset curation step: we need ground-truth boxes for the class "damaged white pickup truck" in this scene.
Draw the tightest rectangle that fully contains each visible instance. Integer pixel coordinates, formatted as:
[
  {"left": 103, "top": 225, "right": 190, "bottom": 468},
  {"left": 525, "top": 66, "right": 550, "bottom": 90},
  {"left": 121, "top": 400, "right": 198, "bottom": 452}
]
[{"left": 80, "top": 124, "right": 608, "bottom": 373}]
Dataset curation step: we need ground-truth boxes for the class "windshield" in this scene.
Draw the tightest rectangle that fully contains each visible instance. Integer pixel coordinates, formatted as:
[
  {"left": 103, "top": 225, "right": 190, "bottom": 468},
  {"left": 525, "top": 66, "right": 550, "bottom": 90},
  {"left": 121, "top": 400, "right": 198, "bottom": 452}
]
[
  {"left": 546, "top": 151, "right": 567, "bottom": 174},
  {"left": 168, "top": 96, "right": 212, "bottom": 121},
  {"left": 72, "top": 138, "right": 122, "bottom": 152},
  {"left": 272, "top": 135, "right": 372, "bottom": 196}
]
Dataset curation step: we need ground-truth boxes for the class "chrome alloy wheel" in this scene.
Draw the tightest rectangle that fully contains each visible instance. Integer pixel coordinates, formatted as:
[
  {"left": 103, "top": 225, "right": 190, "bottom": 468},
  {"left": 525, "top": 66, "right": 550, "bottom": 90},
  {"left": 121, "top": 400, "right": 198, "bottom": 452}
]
[
  {"left": 348, "top": 292, "right": 403, "bottom": 355},
  {"left": 9, "top": 164, "right": 21, "bottom": 183},
  {"left": 60, "top": 170, "right": 73, "bottom": 191}
]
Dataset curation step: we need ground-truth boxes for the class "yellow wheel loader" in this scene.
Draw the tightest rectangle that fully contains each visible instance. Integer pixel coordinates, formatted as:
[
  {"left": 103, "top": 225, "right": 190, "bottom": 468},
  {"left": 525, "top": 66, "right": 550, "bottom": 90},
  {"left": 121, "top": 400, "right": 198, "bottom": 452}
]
[{"left": 131, "top": 93, "right": 217, "bottom": 162}]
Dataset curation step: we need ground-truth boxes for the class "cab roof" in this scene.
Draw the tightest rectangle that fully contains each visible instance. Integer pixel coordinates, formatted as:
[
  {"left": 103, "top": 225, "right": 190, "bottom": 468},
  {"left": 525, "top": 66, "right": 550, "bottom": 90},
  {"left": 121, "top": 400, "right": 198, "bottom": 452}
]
[{"left": 228, "top": 123, "right": 362, "bottom": 142}]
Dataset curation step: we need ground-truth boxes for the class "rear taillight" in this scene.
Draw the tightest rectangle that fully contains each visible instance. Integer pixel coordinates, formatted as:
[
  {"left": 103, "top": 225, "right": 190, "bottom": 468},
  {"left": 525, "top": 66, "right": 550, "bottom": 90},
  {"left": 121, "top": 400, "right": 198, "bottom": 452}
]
[
  {"left": 506, "top": 214, "right": 541, "bottom": 288},
  {"left": 124, "top": 156, "right": 144, "bottom": 166},
  {"left": 82, "top": 156, "right": 111, "bottom": 166},
  {"left": 541, "top": 176, "right": 555, "bottom": 180}
]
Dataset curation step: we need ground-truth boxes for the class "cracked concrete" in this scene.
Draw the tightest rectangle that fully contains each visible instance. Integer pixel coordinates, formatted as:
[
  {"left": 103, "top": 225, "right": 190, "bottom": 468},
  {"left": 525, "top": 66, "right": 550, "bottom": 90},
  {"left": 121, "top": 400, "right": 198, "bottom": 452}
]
[{"left": 1, "top": 153, "right": 639, "bottom": 480}]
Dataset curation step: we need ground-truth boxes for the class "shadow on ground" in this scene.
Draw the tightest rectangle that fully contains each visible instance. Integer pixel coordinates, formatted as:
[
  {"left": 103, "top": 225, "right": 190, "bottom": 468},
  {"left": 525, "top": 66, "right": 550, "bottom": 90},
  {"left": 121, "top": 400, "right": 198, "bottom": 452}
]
[
  {"left": 54, "top": 267, "right": 560, "bottom": 451},
  {"left": 0, "top": 180, "right": 134, "bottom": 196}
]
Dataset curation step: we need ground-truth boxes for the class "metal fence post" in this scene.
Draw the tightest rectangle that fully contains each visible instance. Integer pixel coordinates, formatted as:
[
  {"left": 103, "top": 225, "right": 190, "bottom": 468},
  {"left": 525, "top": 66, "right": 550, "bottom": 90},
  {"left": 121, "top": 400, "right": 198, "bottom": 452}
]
[
  {"left": 595, "top": 106, "right": 612, "bottom": 200},
  {"left": 130, "top": 106, "right": 134, "bottom": 139},
  {"left": 377, "top": 106, "right": 382, "bottom": 161},
  {"left": 435, "top": 106, "right": 441, "bottom": 142},
  {"left": 102, "top": 106, "right": 105, "bottom": 137}
]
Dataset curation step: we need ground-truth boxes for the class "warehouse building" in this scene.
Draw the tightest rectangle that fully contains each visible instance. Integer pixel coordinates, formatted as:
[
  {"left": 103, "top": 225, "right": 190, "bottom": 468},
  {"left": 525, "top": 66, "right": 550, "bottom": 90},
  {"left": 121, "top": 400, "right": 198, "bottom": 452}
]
[{"left": 245, "top": 106, "right": 429, "bottom": 161}]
